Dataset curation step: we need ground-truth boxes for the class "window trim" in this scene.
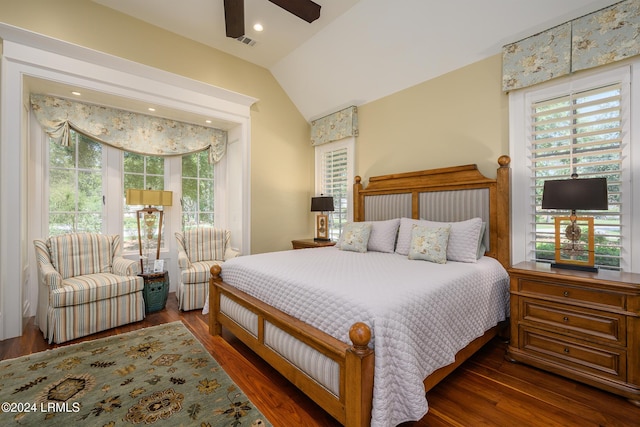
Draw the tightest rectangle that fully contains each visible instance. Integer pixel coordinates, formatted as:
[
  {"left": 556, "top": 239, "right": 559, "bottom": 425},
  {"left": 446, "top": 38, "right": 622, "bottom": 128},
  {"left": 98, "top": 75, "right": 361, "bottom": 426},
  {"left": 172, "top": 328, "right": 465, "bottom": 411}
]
[{"left": 510, "top": 61, "right": 640, "bottom": 271}]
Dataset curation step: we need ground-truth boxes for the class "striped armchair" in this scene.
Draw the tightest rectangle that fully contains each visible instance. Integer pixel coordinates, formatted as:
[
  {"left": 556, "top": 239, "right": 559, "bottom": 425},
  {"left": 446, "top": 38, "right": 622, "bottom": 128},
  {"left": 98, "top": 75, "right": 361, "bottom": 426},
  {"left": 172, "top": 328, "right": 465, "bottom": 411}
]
[
  {"left": 34, "top": 233, "right": 145, "bottom": 344},
  {"left": 175, "top": 228, "right": 239, "bottom": 311}
]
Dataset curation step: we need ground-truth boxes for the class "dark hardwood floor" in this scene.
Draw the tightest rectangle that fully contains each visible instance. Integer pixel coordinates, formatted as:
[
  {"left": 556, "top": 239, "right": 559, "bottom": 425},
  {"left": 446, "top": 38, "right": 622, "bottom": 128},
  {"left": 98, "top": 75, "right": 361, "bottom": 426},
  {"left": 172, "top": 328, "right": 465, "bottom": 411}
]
[{"left": 2, "top": 293, "right": 638, "bottom": 426}]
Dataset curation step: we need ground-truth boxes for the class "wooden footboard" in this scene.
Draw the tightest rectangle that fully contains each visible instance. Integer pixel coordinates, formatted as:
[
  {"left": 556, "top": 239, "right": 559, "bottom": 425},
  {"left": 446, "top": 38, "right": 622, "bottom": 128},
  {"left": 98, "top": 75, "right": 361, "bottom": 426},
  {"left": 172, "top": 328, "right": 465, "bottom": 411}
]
[{"left": 209, "top": 265, "right": 374, "bottom": 427}]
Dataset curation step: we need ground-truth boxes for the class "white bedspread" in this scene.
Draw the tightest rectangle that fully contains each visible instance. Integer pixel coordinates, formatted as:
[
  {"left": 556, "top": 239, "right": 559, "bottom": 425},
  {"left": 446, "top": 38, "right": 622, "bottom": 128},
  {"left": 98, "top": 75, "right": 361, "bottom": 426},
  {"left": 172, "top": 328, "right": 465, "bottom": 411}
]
[{"left": 218, "top": 247, "right": 509, "bottom": 427}]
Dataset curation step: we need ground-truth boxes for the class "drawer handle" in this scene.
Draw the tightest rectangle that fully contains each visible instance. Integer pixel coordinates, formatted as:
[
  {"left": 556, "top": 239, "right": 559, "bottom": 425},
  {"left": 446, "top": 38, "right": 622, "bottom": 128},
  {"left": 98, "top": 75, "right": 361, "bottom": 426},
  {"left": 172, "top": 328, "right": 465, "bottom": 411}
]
[
  {"left": 563, "top": 316, "right": 569, "bottom": 322},
  {"left": 564, "top": 348, "right": 570, "bottom": 354},
  {"left": 563, "top": 291, "right": 570, "bottom": 297}
]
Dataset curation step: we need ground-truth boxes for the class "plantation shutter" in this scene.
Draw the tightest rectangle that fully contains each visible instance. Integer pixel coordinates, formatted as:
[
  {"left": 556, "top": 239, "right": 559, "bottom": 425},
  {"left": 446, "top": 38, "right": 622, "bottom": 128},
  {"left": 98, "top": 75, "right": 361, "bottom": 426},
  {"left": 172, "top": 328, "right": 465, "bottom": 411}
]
[
  {"left": 319, "top": 146, "right": 349, "bottom": 241},
  {"left": 531, "top": 82, "right": 624, "bottom": 270}
]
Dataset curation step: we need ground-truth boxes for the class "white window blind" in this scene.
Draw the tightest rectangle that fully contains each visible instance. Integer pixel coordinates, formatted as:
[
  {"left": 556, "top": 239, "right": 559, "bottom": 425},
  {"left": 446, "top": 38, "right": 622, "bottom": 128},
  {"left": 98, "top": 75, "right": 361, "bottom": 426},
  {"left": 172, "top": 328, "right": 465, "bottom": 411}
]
[
  {"left": 315, "top": 138, "right": 355, "bottom": 241},
  {"left": 531, "top": 82, "right": 624, "bottom": 270}
]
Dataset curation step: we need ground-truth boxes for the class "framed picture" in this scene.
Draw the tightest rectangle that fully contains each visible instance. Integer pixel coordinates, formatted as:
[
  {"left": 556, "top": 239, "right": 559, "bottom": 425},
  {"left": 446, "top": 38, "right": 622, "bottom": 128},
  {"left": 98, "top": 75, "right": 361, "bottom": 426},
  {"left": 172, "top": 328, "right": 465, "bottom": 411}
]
[
  {"left": 153, "top": 259, "right": 164, "bottom": 273},
  {"left": 316, "top": 214, "right": 329, "bottom": 240}
]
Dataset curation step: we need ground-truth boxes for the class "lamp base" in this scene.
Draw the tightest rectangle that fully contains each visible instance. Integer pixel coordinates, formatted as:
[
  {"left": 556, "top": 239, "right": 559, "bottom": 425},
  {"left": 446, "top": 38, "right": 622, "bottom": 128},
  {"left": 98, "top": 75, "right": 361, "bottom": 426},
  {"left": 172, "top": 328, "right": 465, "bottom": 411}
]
[{"left": 551, "top": 262, "right": 598, "bottom": 273}]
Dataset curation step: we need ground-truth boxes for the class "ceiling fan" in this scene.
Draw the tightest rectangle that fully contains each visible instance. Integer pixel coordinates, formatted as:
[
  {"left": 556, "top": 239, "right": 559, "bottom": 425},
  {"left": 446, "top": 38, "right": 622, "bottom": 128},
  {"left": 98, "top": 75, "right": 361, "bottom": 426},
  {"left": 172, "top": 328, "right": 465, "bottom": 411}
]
[{"left": 224, "top": 0, "right": 321, "bottom": 38}]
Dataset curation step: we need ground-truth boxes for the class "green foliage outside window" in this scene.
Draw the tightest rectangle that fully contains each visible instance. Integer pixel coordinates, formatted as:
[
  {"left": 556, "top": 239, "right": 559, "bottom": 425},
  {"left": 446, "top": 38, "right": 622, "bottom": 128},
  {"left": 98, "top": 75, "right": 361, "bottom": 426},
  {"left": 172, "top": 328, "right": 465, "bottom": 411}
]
[
  {"left": 48, "top": 131, "right": 102, "bottom": 235},
  {"left": 181, "top": 151, "right": 214, "bottom": 230}
]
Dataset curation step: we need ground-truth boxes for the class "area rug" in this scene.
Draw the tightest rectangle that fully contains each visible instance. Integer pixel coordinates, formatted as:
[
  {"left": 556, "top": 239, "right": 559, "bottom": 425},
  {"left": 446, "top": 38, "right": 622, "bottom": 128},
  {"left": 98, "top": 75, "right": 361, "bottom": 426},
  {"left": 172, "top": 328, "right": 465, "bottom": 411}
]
[{"left": 0, "top": 321, "right": 270, "bottom": 426}]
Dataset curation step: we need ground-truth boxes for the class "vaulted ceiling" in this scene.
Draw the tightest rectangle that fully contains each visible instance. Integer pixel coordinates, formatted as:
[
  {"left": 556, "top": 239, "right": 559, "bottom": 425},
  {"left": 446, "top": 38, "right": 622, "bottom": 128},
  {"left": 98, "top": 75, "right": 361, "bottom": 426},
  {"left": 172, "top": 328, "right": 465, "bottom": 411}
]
[{"left": 93, "top": 0, "right": 620, "bottom": 121}]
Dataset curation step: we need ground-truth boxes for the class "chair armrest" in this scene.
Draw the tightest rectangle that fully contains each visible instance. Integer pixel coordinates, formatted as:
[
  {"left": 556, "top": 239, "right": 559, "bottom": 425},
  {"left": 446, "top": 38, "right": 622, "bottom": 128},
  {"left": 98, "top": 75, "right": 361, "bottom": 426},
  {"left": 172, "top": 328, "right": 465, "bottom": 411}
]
[
  {"left": 33, "top": 239, "right": 63, "bottom": 290},
  {"left": 224, "top": 247, "right": 240, "bottom": 261},
  {"left": 40, "top": 263, "right": 64, "bottom": 290},
  {"left": 113, "top": 256, "right": 140, "bottom": 276},
  {"left": 177, "top": 250, "right": 191, "bottom": 269}
]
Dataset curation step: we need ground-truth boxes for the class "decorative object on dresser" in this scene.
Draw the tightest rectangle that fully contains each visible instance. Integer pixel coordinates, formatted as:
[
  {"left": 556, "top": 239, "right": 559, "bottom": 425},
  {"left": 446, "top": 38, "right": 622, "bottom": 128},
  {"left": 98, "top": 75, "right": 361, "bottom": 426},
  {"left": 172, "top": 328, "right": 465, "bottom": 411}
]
[
  {"left": 138, "top": 270, "right": 170, "bottom": 313},
  {"left": 507, "top": 261, "right": 640, "bottom": 407},
  {"left": 291, "top": 238, "right": 336, "bottom": 249},
  {"left": 125, "top": 188, "right": 173, "bottom": 273},
  {"left": 541, "top": 175, "right": 608, "bottom": 272},
  {"left": 310, "top": 195, "right": 334, "bottom": 241}
]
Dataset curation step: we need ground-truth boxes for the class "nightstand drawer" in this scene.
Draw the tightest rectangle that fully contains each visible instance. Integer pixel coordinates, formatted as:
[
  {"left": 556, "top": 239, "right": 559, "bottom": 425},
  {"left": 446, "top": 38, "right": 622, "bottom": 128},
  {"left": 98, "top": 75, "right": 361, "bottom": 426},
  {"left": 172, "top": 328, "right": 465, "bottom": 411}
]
[
  {"left": 518, "top": 279, "right": 625, "bottom": 310},
  {"left": 521, "top": 298, "right": 626, "bottom": 345},
  {"left": 521, "top": 328, "right": 626, "bottom": 382}
]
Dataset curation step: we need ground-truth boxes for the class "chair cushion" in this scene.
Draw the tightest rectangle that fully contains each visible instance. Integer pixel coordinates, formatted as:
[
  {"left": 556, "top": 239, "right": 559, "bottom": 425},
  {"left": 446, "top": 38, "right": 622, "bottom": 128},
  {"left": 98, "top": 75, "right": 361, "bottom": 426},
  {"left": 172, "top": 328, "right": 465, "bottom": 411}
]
[
  {"left": 180, "top": 260, "right": 223, "bottom": 284},
  {"left": 48, "top": 233, "right": 114, "bottom": 279},
  {"left": 184, "top": 228, "right": 229, "bottom": 262},
  {"left": 50, "top": 273, "right": 143, "bottom": 308}
]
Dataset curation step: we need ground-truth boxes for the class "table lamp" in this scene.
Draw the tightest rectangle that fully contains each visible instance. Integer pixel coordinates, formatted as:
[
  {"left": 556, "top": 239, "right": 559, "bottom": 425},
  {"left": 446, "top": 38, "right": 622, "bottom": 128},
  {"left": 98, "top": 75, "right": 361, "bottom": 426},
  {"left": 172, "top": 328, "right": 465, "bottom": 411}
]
[
  {"left": 541, "top": 174, "right": 608, "bottom": 272},
  {"left": 311, "top": 195, "right": 334, "bottom": 241}
]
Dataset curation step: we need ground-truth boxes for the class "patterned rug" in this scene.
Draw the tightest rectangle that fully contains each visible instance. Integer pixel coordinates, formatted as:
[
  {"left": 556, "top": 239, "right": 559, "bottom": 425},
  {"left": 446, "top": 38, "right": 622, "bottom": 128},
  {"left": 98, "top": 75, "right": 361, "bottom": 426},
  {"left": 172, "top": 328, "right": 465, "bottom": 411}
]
[{"left": 0, "top": 322, "right": 270, "bottom": 426}]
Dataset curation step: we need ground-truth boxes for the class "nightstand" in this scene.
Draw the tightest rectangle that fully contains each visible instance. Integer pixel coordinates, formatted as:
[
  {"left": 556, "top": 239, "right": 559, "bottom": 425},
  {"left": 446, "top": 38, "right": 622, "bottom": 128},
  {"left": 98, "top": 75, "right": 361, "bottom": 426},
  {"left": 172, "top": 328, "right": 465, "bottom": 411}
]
[
  {"left": 291, "top": 239, "right": 336, "bottom": 249},
  {"left": 507, "top": 261, "right": 640, "bottom": 406},
  {"left": 138, "top": 271, "right": 170, "bottom": 313}
]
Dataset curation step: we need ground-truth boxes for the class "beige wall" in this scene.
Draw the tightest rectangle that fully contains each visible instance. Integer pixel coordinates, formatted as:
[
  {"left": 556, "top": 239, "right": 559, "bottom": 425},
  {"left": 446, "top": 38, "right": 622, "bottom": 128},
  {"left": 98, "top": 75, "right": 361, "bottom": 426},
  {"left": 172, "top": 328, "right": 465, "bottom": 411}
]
[
  {"left": 358, "top": 54, "right": 508, "bottom": 181},
  {"left": 1, "top": 0, "right": 510, "bottom": 252},
  {"left": 0, "top": 0, "right": 313, "bottom": 253}
]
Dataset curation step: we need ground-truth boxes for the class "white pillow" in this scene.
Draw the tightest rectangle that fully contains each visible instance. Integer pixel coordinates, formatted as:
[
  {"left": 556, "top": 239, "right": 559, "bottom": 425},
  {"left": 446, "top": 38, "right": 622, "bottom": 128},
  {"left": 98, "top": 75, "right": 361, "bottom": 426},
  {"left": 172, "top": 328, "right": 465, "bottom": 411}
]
[
  {"left": 395, "top": 217, "right": 426, "bottom": 256},
  {"left": 366, "top": 218, "right": 400, "bottom": 253},
  {"left": 337, "top": 222, "right": 372, "bottom": 253},
  {"left": 421, "top": 217, "right": 484, "bottom": 263},
  {"left": 408, "top": 224, "right": 451, "bottom": 264}
]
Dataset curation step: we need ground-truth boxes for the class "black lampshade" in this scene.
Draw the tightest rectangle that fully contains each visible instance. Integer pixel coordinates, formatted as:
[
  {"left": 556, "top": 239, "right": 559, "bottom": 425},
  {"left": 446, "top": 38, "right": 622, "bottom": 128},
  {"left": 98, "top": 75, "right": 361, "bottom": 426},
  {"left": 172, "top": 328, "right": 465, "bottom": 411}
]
[
  {"left": 541, "top": 177, "right": 608, "bottom": 210},
  {"left": 310, "top": 196, "right": 334, "bottom": 212}
]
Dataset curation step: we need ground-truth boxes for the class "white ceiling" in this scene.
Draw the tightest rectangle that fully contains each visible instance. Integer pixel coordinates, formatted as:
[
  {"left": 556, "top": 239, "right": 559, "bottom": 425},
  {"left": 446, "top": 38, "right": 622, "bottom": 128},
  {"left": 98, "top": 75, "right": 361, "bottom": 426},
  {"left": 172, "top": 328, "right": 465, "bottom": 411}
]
[{"left": 94, "top": 0, "right": 620, "bottom": 121}]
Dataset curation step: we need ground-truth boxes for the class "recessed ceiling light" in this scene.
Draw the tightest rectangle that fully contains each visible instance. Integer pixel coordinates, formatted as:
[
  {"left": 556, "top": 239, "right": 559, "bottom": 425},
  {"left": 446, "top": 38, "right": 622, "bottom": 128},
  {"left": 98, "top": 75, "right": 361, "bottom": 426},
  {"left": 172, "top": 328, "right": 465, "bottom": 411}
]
[
  {"left": 205, "top": 119, "right": 212, "bottom": 124},
  {"left": 148, "top": 107, "right": 156, "bottom": 112},
  {"left": 71, "top": 91, "right": 81, "bottom": 96},
  {"left": 253, "top": 23, "right": 263, "bottom": 32}
]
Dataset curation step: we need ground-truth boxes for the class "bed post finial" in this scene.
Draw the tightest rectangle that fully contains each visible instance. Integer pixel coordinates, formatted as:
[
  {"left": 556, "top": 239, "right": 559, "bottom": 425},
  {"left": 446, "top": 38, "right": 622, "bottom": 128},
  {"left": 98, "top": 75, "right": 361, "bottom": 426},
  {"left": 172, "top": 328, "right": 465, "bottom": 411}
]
[
  {"left": 498, "top": 155, "right": 511, "bottom": 168},
  {"left": 349, "top": 322, "right": 371, "bottom": 355},
  {"left": 210, "top": 264, "right": 222, "bottom": 278}
]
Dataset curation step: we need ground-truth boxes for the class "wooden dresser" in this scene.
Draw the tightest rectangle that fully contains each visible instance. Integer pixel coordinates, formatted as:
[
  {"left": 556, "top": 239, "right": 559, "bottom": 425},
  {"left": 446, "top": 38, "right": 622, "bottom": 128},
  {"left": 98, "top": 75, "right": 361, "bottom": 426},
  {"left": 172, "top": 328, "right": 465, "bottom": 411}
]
[{"left": 507, "top": 261, "right": 640, "bottom": 406}]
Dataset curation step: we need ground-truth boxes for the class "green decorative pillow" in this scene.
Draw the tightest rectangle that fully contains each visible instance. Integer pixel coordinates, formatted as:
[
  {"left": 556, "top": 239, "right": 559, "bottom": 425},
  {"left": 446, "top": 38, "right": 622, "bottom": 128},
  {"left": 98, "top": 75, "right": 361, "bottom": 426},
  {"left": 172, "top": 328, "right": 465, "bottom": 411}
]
[
  {"left": 408, "top": 224, "right": 451, "bottom": 264},
  {"left": 338, "top": 222, "right": 372, "bottom": 253}
]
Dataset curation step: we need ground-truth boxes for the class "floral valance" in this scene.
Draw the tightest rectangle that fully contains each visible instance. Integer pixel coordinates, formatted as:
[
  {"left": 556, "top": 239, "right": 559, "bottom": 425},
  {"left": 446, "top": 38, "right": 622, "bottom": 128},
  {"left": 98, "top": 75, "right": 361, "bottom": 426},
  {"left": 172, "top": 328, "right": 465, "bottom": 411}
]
[
  {"left": 30, "top": 94, "right": 227, "bottom": 163},
  {"left": 502, "top": 0, "right": 640, "bottom": 91},
  {"left": 310, "top": 106, "right": 358, "bottom": 146}
]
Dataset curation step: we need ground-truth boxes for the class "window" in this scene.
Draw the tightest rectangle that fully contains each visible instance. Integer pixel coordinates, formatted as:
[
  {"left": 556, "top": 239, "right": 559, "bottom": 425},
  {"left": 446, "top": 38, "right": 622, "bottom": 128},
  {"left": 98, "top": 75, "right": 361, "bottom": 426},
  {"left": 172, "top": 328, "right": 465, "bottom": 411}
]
[
  {"left": 123, "top": 152, "right": 166, "bottom": 252},
  {"left": 315, "top": 138, "right": 355, "bottom": 240},
  {"left": 510, "top": 65, "right": 637, "bottom": 271},
  {"left": 181, "top": 150, "right": 214, "bottom": 230},
  {"left": 48, "top": 130, "right": 103, "bottom": 235}
]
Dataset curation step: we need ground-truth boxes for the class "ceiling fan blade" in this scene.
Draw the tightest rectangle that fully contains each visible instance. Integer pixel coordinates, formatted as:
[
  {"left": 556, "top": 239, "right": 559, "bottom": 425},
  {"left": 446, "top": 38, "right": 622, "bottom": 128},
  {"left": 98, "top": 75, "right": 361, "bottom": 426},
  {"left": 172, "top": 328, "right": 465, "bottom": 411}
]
[
  {"left": 224, "top": 0, "right": 245, "bottom": 38},
  {"left": 267, "top": 0, "right": 321, "bottom": 23}
]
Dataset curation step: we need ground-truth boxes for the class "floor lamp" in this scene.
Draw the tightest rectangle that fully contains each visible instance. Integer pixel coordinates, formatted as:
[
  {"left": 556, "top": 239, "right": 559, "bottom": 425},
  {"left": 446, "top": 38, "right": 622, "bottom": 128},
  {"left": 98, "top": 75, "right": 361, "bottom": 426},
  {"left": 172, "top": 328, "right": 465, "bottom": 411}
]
[{"left": 126, "top": 189, "right": 173, "bottom": 273}]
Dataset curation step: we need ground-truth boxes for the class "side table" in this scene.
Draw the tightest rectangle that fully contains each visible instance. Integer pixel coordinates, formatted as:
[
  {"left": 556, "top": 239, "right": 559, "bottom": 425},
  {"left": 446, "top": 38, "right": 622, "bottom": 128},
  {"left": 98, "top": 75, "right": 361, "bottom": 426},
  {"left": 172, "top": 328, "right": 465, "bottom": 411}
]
[
  {"left": 138, "top": 270, "right": 169, "bottom": 313},
  {"left": 291, "top": 238, "right": 336, "bottom": 249}
]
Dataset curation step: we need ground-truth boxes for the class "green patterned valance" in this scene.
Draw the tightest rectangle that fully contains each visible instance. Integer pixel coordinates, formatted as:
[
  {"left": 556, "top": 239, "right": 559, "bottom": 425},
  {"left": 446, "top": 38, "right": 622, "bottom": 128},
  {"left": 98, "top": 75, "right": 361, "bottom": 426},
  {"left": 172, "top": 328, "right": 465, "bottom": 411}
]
[
  {"left": 30, "top": 94, "right": 227, "bottom": 163},
  {"left": 310, "top": 106, "right": 358, "bottom": 146},
  {"left": 503, "top": 0, "right": 640, "bottom": 91}
]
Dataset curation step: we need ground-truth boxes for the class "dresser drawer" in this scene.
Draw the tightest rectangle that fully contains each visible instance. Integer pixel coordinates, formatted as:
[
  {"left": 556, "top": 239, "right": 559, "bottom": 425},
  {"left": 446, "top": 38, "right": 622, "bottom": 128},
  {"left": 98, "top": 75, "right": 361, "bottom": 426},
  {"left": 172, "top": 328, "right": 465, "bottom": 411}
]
[
  {"left": 517, "top": 278, "right": 626, "bottom": 310},
  {"left": 521, "top": 298, "right": 626, "bottom": 346},
  {"left": 520, "top": 328, "right": 626, "bottom": 382}
]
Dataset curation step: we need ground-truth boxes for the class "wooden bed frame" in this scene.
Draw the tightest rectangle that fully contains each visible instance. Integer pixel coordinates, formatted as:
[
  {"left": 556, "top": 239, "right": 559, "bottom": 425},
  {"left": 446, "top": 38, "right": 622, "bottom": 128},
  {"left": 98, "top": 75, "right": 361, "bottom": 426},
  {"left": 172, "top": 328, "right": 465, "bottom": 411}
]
[{"left": 209, "top": 155, "right": 511, "bottom": 426}]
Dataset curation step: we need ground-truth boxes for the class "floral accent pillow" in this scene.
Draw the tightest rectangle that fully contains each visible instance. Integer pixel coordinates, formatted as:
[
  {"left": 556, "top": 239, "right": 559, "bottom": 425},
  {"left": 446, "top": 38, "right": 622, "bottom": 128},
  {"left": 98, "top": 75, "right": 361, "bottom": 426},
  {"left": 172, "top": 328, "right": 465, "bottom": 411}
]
[
  {"left": 338, "top": 222, "right": 373, "bottom": 253},
  {"left": 407, "top": 224, "right": 451, "bottom": 264}
]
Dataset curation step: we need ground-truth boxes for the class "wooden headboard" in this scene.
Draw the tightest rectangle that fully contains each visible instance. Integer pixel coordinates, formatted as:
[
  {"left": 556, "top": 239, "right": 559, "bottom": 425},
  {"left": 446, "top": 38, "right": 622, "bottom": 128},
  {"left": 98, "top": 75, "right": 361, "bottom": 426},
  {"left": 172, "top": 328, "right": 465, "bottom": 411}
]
[{"left": 353, "top": 155, "right": 511, "bottom": 269}]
